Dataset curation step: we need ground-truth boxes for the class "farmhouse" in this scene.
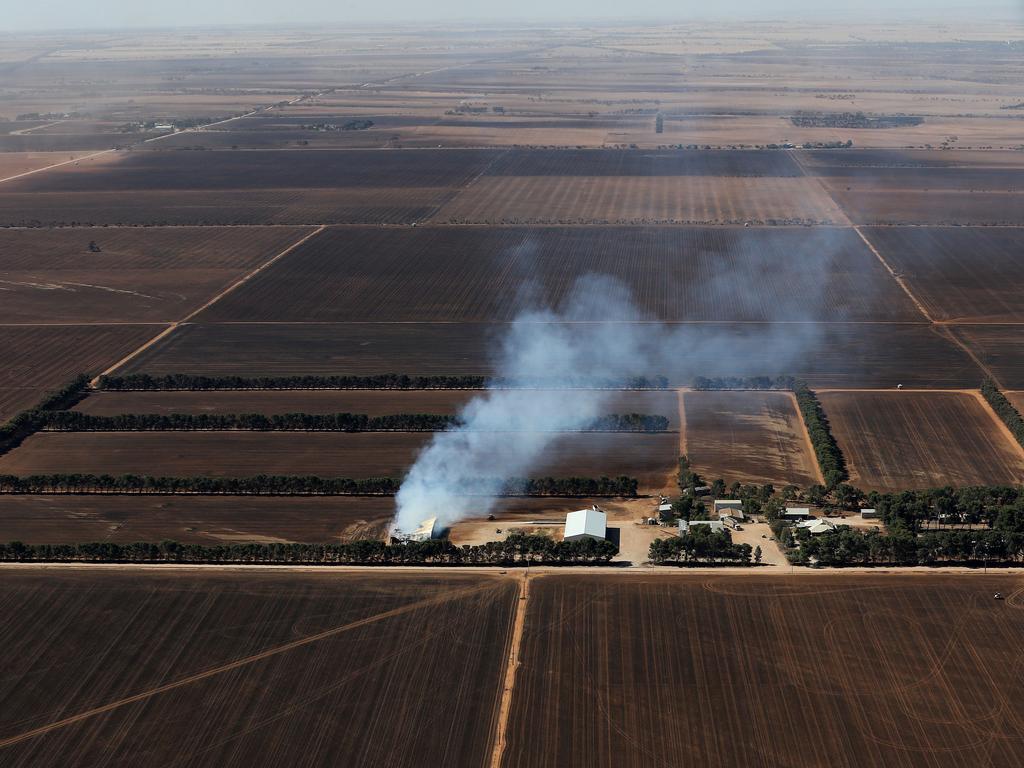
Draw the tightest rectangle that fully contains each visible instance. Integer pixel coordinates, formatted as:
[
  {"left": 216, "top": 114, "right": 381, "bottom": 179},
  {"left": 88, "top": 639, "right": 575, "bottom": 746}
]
[
  {"left": 797, "top": 518, "right": 838, "bottom": 535},
  {"left": 563, "top": 506, "right": 607, "bottom": 542},
  {"left": 679, "top": 519, "right": 726, "bottom": 534},
  {"left": 713, "top": 499, "right": 743, "bottom": 516}
]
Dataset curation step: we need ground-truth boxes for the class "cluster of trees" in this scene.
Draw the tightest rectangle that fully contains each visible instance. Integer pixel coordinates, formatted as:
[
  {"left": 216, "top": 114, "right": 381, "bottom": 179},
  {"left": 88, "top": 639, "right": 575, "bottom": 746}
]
[
  {"left": 97, "top": 373, "right": 670, "bottom": 391},
  {"left": 982, "top": 379, "right": 1024, "bottom": 449},
  {"left": 692, "top": 376, "right": 797, "bottom": 391},
  {"left": 649, "top": 527, "right": 753, "bottom": 565},
  {"left": 868, "top": 486, "right": 1024, "bottom": 531},
  {"left": 0, "top": 533, "right": 617, "bottom": 566},
  {"left": 37, "top": 411, "right": 670, "bottom": 434},
  {"left": 0, "top": 473, "right": 638, "bottom": 498},
  {"left": 791, "top": 112, "right": 923, "bottom": 129},
  {"left": 793, "top": 527, "right": 1024, "bottom": 567},
  {"left": 795, "top": 385, "right": 847, "bottom": 486}
]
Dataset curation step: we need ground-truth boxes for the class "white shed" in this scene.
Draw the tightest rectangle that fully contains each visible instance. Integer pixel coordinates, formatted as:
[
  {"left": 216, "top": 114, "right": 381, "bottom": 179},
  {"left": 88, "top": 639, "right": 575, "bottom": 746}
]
[
  {"left": 679, "top": 519, "right": 726, "bottom": 534},
  {"left": 783, "top": 507, "right": 813, "bottom": 521},
  {"left": 713, "top": 499, "right": 743, "bottom": 516},
  {"left": 563, "top": 506, "right": 607, "bottom": 541},
  {"left": 407, "top": 517, "right": 440, "bottom": 542}
]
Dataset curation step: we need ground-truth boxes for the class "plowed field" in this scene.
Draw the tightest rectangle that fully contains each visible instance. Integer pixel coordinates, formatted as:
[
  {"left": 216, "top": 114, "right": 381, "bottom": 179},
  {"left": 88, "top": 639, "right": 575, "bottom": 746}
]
[
  {"left": 503, "top": 573, "right": 1024, "bottom": 768},
  {"left": 0, "top": 569, "right": 516, "bottom": 768},
  {"left": 819, "top": 390, "right": 1024, "bottom": 491}
]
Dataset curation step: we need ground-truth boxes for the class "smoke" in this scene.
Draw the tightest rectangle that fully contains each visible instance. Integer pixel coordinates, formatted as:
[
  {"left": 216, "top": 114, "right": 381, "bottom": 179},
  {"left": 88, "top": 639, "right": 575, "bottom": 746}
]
[{"left": 394, "top": 229, "right": 852, "bottom": 533}]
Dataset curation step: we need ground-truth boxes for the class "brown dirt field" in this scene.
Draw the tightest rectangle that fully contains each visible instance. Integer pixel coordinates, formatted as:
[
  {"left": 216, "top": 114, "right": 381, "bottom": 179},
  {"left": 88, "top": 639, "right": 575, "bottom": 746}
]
[
  {"left": 0, "top": 325, "right": 156, "bottom": 422},
  {"left": 819, "top": 391, "right": 1024, "bottom": 491},
  {"left": 0, "top": 431, "right": 679, "bottom": 491},
  {"left": 0, "top": 188, "right": 457, "bottom": 226},
  {"left": 432, "top": 176, "right": 848, "bottom": 224},
  {"left": 0, "top": 495, "right": 395, "bottom": 544},
  {"left": 829, "top": 189, "right": 1024, "bottom": 225},
  {"left": 1007, "top": 392, "right": 1024, "bottom": 415},
  {"left": 199, "top": 226, "right": 918, "bottom": 323},
  {"left": 0, "top": 152, "right": 93, "bottom": 180},
  {"left": 0, "top": 226, "right": 314, "bottom": 323},
  {"left": 860, "top": 227, "right": 1024, "bottom": 323},
  {"left": 482, "top": 149, "right": 802, "bottom": 177},
  {"left": 0, "top": 569, "right": 516, "bottom": 768},
  {"left": 950, "top": 325, "right": 1024, "bottom": 390},
  {"left": 74, "top": 389, "right": 681, "bottom": 427},
  {"left": 503, "top": 573, "right": 1024, "bottom": 768},
  {"left": 682, "top": 390, "right": 821, "bottom": 487},
  {"left": 123, "top": 321, "right": 981, "bottom": 389}
]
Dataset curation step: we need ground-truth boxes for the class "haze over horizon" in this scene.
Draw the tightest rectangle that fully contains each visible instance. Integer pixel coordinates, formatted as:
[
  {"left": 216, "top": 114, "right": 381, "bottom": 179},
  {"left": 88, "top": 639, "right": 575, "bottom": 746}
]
[{"left": 5, "top": 0, "right": 1023, "bottom": 32}]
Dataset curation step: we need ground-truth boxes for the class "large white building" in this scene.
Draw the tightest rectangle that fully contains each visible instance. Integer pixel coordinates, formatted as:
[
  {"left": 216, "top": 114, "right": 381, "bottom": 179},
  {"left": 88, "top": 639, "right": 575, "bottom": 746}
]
[
  {"left": 563, "top": 506, "right": 607, "bottom": 541},
  {"left": 407, "top": 517, "right": 440, "bottom": 542}
]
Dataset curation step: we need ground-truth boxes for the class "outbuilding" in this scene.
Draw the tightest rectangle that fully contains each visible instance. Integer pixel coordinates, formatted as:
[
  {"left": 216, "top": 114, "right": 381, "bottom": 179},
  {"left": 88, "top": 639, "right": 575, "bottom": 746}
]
[
  {"left": 783, "top": 507, "right": 814, "bottom": 521},
  {"left": 407, "top": 517, "right": 440, "bottom": 542},
  {"left": 679, "top": 519, "right": 726, "bottom": 534},
  {"left": 564, "top": 506, "right": 607, "bottom": 542},
  {"left": 713, "top": 499, "right": 744, "bottom": 517},
  {"left": 860, "top": 508, "right": 880, "bottom": 519}
]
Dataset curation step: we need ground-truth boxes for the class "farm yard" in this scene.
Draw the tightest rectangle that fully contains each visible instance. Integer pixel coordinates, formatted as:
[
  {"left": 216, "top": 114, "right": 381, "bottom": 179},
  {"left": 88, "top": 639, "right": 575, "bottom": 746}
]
[
  {"left": 818, "top": 391, "right": 1024, "bottom": 492},
  {"left": 503, "top": 574, "right": 1024, "bottom": 768},
  {"left": 681, "top": 390, "right": 821, "bottom": 487},
  {"left": 0, "top": 569, "right": 516, "bottom": 768}
]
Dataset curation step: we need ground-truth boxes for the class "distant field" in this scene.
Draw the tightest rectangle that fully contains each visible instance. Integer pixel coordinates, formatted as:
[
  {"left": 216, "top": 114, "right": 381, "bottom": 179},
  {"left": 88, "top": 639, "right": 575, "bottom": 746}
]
[
  {"left": 0, "top": 152, "right": 91, "bottom": 180},
  {"left": 862, "top": 227, "right": 1024, "bottom": 323},
  {"left": 483, "top": 149, "right": 803, "bottom": 177},
  {"left": 433, "top": 175, "right": 847, "bottom": 224},
  {"left": 0, "top": 325, "right": 154, "bottom": 421},
  {"left": 819, "top": 391, "right": 1024, "bottom": 491},
  {"left": 682, "top": 390, "right": 820, "bottom": 487},
  {"left": 198, "top": 226, "right": 918, "bottom": 323},
  {"left": 0, "top": 226, "right": 314, "bottom": 323},
  {"left": 0, "top": 431, "right": 679, "bottom": 490},
  {"left": 504, "top": 574, "right": 1024, "bottom": 768},
  {"left": 949, "top": 325, "right": 1024, "bottom": 390},
  {"left": 75, "top": 389, "right": 681, "bottom": 427},
  {"left": 123, "top": 321, "right": 980, "bottom": 389},
  {"left": 0, "top": 569, "right": 515, "bottom": 768},
  {"left": 0, "top": 495, "right": 395, "bottom": 544}
]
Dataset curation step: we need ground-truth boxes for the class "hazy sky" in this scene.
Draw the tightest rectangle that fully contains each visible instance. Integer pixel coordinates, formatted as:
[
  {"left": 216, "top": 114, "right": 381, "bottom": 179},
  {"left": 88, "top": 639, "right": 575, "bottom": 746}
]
[{"left": 5, "top": 0, "right": 1023, "bottom": 31}]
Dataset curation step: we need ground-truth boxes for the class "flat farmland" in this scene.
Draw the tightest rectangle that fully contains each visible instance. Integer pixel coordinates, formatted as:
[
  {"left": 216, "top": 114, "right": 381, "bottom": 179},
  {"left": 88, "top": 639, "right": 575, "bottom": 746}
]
[
  {"left": 818, "top": 391, "right": 1024, "bottom": 491},
  {"left": 432, "top": 176, "right": 848, "bottom": 224},
  {"left": 199, "top": 226, "right": 917, "bottom": 323},
  {"left": 682, "top": 390, "right": 821, "bottom": 487},
  {"left": 950, "top": 326, "right": 1024, "bottom": 390},
  {"left": 483, "top": 149, "right": 803, "bottom": 176},
  {"left": 0, "top": 152, "right": 93, "bottom": 180},
  {"left": 0, "top": 226, "right": 314, "bottom": 323},
  {"left": 0, "top": 325, "right": 155, "bottom": 422},
  {"left": 0, "top": 431, "right": 679, "bottom": 490},
  {"left": 0, "top": 496, "right": 395, "bottom": 544},
  {"left": 74, "top": 389, "right": 681, "bottom": 427},
  {"left": 861, "top": 227, "right": 1024, "bottom": 323},
  {"left": 0, "top": 188, "right": 457, "bottom": 226},
  {"left": 123, "top": 321, "right": 982, "bottom": 389},
  {"left": 0, "top": 569, "right": 516, "bottom": 768},
  {"left": 503, "top": 573, "right": 1024, "bottom": 768}
]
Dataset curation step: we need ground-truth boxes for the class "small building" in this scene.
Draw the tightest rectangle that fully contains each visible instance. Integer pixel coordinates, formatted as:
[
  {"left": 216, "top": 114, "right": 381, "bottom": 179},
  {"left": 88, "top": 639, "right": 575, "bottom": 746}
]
[
  {"left": 407, "top": 516, "right": 440, "bottom": 542},
  {"left": 679, "top": 519, "right": 726, "bottom": 534},
  {"left": 783, "top": 507, "right": 813, "bottom": 521},
  {"left": 860, "top": 508, "right": 880, "bottom": 519},
  {"left": 152, "top": 123, "right": 175, "bottom": 132},
  {"left": 713, "top": 499, "right": 743, "bottom": 517},
  {"left": 658, "top": 502, "right": 673, "bottom": 516},
  {"left": 564, "top": 506, "right": 607, "bottom": 542},
  {"left": 721, "top": 515, "right": 744, "bottom": 530},
  {"left": 797, "top": 518, "right": 837, "bottom": 535}
]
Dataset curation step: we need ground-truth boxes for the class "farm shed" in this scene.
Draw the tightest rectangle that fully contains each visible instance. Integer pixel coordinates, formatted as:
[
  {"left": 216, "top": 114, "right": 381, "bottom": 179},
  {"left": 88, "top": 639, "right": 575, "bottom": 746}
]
[
  {"left": 861, "top": 508, "right": 880, "bottom": 519},
  {"left": 783, "top": 507, "right": 813, "bottom": 521},
  {"left": 563, "top": 506, "right": 607, "bottom": 542},
  {"left": 713, "top": 499, "right": 743, "bottom": 516},
  {"left": 408, "top": 516, "right": 440, "bottom": 542}
]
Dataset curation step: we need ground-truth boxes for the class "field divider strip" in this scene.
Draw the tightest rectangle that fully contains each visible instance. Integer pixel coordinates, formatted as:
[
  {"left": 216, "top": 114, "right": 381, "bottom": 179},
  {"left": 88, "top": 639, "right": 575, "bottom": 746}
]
[
  {"left": 90, "top": 225, "right": 326, "bottom": 386},
  {"left": 489, "top": 572, "right": 530, "bottom": 768},
  {"left": 0, "top": 149, "right": 116, "bottom": 185},
  {"left": 0, "top": 580, "right": 494, "bottom": 751},
  {"left": 969, "top": 389, "right": 1024, "bottom": 462},
  {"left": 787, "top": 390, "right": 826, "bottom": 486}
]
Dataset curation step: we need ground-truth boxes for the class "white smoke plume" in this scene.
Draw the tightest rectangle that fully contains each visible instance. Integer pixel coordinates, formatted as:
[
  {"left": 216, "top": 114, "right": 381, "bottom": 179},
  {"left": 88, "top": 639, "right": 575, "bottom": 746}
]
[{"left": 393, "top": 261, "right": 834, "bottom": 533}]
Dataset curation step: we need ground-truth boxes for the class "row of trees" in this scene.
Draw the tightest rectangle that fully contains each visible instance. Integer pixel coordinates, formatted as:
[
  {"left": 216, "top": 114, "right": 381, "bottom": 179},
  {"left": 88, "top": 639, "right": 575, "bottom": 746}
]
[
  {"left": 795, "top": 385, "right": 848, "bottom": 486},
  {"left": 0, "top": 533, "right": 617, "bottom": 565},
  {"left": 0, "top": 473, "right": 639, "bottom": 497},
  {"left": 692, "top": 376, "right": 797, "bottom": 391},
  {"left": 982, "top": 378, "right": 1024, "bottom": 449},
  {"left": 37, "top": 411, "right": 670, "bottom": 433},
  {"left": 868, "top": 486, "right": 1024, "bottom": 532},
  {"left": 97, "top": 373, "right": 671, "bottom": 391},
  {"left": 1, "top": 374, "right": 92, "bottom": 456},
  {"left": 793, "top": 527, "right": 1024, "bottom": 566},
  {"left": 649, "top": 528, "right": 753, "bottom": 565}
]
